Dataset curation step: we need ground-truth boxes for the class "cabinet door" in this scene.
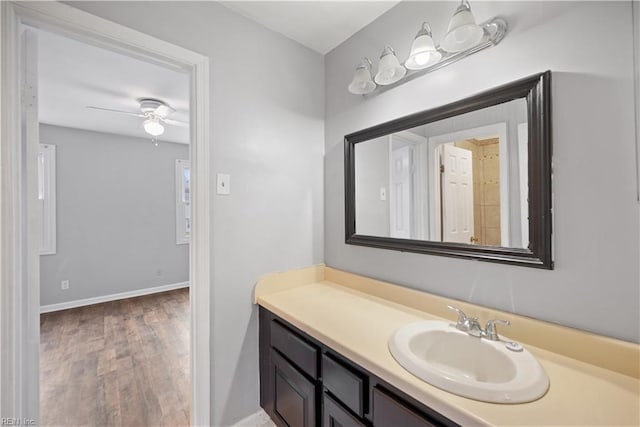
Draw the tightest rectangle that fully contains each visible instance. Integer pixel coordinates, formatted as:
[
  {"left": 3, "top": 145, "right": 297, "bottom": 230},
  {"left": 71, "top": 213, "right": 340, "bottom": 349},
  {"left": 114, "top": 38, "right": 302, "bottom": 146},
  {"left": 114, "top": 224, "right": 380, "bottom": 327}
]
[
  {"left": 323, "top": 392, "right": 366, "bottom": 427},
  {"left": 271, "top": 349, "right": 317, "bottom": 427},
  {"left": 373, "top": 387, "right": 439, "bottom": 427}
]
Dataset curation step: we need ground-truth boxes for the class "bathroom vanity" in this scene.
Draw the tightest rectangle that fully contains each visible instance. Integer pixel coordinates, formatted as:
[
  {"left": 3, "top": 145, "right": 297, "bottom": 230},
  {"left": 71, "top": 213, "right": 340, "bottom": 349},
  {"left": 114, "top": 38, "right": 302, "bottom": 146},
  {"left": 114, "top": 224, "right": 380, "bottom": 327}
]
[
  {"left": 260, "top": 307, "right": 457, "bottom": 427},
  {"left": 255, "top": 265, "right": 640, "bottom": 426}
]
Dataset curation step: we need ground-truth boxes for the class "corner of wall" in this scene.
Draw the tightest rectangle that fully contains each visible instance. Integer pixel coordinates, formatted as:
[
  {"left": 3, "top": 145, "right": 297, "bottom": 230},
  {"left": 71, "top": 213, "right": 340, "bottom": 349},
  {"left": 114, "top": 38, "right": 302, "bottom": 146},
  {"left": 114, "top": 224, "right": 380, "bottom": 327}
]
[{"left": 633, "top": 0, "right": 640, "bottom": 203}]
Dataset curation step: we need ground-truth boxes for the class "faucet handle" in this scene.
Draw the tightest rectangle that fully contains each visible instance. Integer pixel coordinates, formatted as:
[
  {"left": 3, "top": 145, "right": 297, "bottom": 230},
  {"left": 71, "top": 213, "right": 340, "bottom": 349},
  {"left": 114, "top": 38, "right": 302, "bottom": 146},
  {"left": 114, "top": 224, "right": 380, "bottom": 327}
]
[
  {"left": 447, "top": 305, "right": 468, "bottom": 330},
  {"left": 484, "top": 319, "right": 510, "bottom": 341}
]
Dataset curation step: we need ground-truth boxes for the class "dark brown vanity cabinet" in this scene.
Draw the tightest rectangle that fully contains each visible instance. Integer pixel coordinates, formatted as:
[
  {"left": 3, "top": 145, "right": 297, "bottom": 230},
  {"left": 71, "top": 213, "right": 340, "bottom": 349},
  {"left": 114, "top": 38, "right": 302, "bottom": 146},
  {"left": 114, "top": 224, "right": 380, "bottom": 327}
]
[
  {"left": 261, "top": 313, "right": 320, "bottom": 427},
  {"left": 259, "top": 307, "right": 458, "bottom": 427}
]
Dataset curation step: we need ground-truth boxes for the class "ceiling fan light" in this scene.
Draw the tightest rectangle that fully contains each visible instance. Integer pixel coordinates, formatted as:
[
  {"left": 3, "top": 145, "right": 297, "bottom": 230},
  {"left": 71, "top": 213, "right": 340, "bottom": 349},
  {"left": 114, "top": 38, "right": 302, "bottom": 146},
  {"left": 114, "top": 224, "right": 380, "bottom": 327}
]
[
  {"left": 144, "top": 117, "right": 165, "bottom": 136},
  {"left": 441, "top": 0, "right": 484, "bottom": 53},
  {"left": 405, "top": 22, "right": 442, "bottom": 70},
  {"left": 374, "top": 45, "right": 406, "bottom": 86},
  {"left": 348, "top": 58, "right": 376, "bottom": 95}
]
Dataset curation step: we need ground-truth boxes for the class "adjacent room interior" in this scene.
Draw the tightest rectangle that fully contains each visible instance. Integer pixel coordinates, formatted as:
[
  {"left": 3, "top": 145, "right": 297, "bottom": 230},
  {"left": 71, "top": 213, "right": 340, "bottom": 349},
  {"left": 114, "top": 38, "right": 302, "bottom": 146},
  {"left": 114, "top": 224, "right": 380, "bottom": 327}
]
[{"left": 32, "top": 27, "right": 192, "bottom": 426}]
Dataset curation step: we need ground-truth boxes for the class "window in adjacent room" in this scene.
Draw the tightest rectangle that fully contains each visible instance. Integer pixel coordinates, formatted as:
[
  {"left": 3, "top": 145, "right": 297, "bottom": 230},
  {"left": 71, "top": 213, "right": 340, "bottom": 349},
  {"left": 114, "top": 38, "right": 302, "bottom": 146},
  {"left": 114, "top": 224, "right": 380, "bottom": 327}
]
[
  {"left": 176, "top": 159, "right": 191, "bottom": 244},
  {"left": 38, "top": 143, "right": 56, "bottom": 255}
]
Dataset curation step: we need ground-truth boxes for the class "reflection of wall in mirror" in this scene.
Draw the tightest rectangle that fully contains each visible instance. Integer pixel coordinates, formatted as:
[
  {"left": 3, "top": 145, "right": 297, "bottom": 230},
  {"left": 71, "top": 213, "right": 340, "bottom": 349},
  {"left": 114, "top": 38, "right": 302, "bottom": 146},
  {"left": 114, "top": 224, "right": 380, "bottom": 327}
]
[
  {"left": 389, "top": 131, "right": 428, "bottom": 240},
  {"left": 355, "top": 136, "right": 390, "bottom": 236},
  {"left": 353, "top": 99, "right": 529, "bottom": 248}
]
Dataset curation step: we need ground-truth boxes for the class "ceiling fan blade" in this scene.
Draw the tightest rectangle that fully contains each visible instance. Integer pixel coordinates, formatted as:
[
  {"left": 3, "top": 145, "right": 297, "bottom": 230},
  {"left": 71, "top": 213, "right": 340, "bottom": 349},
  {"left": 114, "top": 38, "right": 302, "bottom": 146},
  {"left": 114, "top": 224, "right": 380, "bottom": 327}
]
[
  {"left": 154, "top": 104, "right": 175, "bottom": 117},
  {"left": 161, "top": 118, "right": 189, "bottom": 128},
  {"left": 86, "top": 106, "right": 145, "bottom": 118}
]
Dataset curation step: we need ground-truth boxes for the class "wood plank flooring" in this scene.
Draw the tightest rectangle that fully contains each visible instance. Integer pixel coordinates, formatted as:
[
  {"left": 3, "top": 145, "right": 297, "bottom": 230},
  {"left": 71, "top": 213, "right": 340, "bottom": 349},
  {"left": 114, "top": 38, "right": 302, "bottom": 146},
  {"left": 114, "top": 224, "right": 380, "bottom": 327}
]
[{"left": 40, "top": 288, "right": 190, "bottom": 427}]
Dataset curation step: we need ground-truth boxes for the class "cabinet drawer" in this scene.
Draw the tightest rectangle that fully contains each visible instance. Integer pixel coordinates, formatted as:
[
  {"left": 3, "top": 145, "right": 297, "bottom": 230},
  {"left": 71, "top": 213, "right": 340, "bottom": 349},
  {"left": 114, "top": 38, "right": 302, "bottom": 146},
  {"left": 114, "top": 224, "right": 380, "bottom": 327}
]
[
  {"left": 373, "top": 387, "right": 441, "bottom": 427},
  {"left": 323, "top": 392, "right": 366, "bottom": 427},
  {"left": 322, "top": 353, "right": 366, "bottom": 417},
  {"left": 271, "top": 320, "right": 319, "bottom": 378}
]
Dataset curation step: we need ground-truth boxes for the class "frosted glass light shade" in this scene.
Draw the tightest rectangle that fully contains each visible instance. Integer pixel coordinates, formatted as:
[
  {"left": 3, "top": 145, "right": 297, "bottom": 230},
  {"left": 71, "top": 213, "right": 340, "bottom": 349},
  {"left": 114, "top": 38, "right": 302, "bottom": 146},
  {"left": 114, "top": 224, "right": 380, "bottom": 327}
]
[
  {"left": 143, "top": 117, "right": 165, "bottom": 136},
  {"left": 405, "top": 23, "right": 442, "bottom": 70},
  {"left": 374, "top": 45, "right": 406, "bottom": 86},
  {"left": 348, "top": 59, "right": 376, "bottom": 95},
  {"left": 441, "top": 0, "right": 484, "bottom": 53}
]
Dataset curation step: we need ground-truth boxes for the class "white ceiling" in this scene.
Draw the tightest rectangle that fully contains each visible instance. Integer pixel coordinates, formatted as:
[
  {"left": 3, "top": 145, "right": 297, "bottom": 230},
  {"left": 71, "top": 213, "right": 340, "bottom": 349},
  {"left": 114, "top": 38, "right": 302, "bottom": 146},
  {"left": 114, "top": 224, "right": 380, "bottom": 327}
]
[
  {"left": 220, "top": 1, "right": 400, "bottom": 54},
  {"left": 36, "top": 28, "right": 190, "bottom": 145},
  {"left": 36, "top": 1, "right": 401, "bottom": 141}
]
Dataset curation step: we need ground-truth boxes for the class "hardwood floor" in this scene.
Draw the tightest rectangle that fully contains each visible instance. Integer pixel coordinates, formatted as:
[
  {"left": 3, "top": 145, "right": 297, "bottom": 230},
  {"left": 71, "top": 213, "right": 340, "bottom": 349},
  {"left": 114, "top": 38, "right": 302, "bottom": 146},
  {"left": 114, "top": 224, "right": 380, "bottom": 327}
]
[{"left": 40, "top": 288, "right": 190, "bottom": 427}]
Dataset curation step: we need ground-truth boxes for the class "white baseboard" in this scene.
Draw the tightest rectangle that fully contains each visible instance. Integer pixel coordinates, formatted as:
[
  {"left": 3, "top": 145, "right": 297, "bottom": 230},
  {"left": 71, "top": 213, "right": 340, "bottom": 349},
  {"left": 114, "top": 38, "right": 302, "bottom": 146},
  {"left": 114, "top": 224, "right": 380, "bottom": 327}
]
[
  {"left": 40, "top": 281, "right": 190, "bottom": 313},
  {"left": 232, "top": 409, "right": 274, "bottom": 427}
]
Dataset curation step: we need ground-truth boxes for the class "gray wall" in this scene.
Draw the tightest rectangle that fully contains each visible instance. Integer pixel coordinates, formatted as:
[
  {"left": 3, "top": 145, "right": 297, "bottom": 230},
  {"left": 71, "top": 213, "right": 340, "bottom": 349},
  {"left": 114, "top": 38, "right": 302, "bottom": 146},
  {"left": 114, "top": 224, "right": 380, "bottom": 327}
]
[
  {"left": 39, "top": 124, "right": 189, "bottom": 306},
  {"left": 325, "top": 2, "right": 639, "bottom": 343},
  {"left": 66, "top": 2, "right": 325, "bottom": 425}
]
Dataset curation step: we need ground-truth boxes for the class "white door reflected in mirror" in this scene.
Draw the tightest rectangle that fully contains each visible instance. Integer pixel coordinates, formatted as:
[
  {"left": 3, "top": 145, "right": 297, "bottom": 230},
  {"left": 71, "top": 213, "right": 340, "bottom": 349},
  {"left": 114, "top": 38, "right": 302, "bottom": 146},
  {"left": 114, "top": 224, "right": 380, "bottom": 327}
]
[{"left": 440, "top": 143, "right": 474, "bottom": 244}]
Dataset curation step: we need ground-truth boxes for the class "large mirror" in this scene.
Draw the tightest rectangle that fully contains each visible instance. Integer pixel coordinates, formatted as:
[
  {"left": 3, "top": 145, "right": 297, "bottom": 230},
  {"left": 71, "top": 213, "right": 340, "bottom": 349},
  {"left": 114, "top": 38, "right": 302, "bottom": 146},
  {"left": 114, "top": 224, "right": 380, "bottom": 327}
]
[{"left": 345, "top": 71, "right": 552, "bottom": 268}]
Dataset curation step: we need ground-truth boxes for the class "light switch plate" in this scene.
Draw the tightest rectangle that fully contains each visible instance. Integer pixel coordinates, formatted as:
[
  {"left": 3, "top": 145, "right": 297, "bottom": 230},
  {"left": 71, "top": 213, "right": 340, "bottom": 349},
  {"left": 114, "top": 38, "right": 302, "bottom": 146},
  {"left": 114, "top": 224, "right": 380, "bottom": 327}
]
[{"left": 217, "top": 173, "right": 231, "bottom": 195}]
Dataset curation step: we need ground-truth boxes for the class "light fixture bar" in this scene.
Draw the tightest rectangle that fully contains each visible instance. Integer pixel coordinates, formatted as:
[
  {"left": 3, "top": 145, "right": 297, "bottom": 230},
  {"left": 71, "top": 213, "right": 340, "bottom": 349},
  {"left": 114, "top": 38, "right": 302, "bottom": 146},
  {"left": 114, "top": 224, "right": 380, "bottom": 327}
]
[{"left": 358, "top": 17, "right": 507, "bottom": 96}]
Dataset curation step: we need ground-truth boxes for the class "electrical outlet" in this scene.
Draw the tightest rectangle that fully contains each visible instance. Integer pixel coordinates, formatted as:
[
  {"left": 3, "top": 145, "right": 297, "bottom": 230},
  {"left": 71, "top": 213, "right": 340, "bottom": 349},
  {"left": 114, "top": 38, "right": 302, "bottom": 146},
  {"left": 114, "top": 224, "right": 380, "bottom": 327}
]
[{"left": 61, "top": 280, "right": 69, "bottom": 290}]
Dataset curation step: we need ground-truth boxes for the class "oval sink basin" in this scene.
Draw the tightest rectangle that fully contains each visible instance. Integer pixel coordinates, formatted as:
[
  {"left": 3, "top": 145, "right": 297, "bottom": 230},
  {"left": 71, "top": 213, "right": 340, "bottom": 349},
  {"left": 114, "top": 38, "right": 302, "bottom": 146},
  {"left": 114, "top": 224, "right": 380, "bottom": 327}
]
[{"left": 389, "top": 320, "right": 549, "bottom": 403}]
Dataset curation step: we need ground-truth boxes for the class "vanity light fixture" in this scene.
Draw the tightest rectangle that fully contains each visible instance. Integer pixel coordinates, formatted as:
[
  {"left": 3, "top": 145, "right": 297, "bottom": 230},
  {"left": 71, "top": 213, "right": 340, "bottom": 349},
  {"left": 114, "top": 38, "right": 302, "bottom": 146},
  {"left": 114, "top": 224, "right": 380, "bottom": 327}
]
[
  {"left": 441, "top": 0, "right": 484, "bottom": 53},
  {"left": 374, "top": 45, "right": 406, "bottom": 86},
  {"left": 347, "top": 0, "right": 507, "bottom": 96},
  {"left": 348, "top": 58, "right": 377, "bottom": 95},
  {"left": 405, "top": 23, "right": 441, "bottom": 70},
  {"left": 143, "top": 116, "right": 165, "bottom": 137}
]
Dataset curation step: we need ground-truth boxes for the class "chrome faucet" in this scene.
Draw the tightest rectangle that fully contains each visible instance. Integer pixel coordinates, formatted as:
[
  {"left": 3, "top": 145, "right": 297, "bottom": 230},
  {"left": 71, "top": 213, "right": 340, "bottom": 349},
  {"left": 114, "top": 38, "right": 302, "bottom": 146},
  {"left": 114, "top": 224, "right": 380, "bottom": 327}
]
[
  {"left": 447, "top": 305, "right": 483, "bottom": 337},
  {"left": 483, "top": 319, "right": 510, "bottom": 341},
  {"left": 447, "top": 305, "right": 510, "bottom": 341}
]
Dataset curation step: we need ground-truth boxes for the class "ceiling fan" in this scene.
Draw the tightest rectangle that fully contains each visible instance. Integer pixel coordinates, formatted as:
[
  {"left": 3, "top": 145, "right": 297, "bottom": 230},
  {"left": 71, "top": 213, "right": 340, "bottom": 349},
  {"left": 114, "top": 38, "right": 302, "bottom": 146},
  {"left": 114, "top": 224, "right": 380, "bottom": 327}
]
[{"left": 87, "top": 98, "right": 188, "bottom": 138}]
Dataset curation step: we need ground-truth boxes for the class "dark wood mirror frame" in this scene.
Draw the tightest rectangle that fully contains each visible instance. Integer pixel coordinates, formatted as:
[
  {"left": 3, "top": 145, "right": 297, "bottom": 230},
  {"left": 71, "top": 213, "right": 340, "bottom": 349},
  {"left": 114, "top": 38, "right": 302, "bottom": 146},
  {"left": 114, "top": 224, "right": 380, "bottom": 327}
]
[{"left": 344, "top": 71, "right": 553, "bottom": 269}]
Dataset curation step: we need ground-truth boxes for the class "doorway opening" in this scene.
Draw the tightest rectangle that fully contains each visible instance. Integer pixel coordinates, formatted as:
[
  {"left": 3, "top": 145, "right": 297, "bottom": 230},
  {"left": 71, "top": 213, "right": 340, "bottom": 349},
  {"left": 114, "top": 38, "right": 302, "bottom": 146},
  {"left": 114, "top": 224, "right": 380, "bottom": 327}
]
[
  {"left": 428, "top": 122, "right": 510, "bottom": 247},
  {"left": 436, "top": 137, "right": 501, "bottom": 246},
  {"left": 31, "top": 25, "right": 192, "bottom": 425},
  {"left": 1, "top": 3, "right": 210, "bottom": 424}
]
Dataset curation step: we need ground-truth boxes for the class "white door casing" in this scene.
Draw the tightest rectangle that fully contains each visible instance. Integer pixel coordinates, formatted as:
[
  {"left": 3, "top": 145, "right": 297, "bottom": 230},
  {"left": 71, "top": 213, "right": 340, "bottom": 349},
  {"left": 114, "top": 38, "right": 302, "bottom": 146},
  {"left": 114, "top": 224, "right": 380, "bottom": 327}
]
[
  {"left": 1, "top": 2, "right": 211, "bottom": 424},
  {"left": 517, "top": 123, "right": 529, "bottom": 249},
  {"left": 441, "top": 144, "right": 474, "bottom": 244},
  {"left": 634, "top": 0, "right": 640, "bottom": 203},
  {"left": 19, "top": 27, "right": 41, "bottom": 422}
]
